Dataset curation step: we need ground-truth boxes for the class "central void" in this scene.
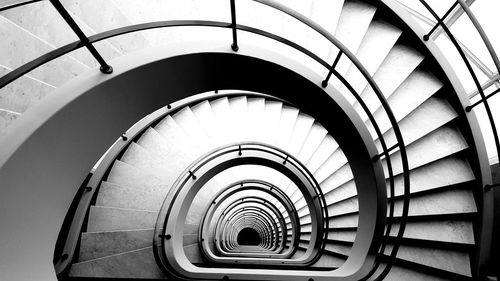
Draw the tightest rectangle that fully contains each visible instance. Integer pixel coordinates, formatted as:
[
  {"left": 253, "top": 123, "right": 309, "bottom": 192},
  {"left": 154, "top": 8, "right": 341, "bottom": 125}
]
[{"left": 237, "top": 228, "right": 261, "bottom": 246}]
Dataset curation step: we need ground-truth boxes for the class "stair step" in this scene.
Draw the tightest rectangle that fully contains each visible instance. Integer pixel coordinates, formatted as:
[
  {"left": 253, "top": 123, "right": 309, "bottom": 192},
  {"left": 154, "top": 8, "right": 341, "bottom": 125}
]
[
  {"left": 60, "top": 0, "right": 149, "bottom": 53},
  {"left": 328, "top": 213, "right": 358, "bottom": 228},
  {"left": 297, "top": 122, "right": 328, "bottom": 164},
  {"left": 374, "top": 96, "right": 458, "bottom": 152},
  {"left": 322, "top": 165, "right": 355, "bottom": 194},
  {"left": 381, "top": 263, "right": 453, "bottom": 281},
  {"left": 0, "top": 65, "right": 55, "bottom": 115},
  {"left": 287, "top": 113, "right": 315, "bottom": 157},
  {"left": 191, "top": 100, "right": 222, "bottom": 143},
  {"left": 246, "top": 97, "right": 267, "bottom": 143},
  {"left": 389, "top": 219, "right": 475, "bottom": 245},
  {"left": 107, "top": 160, "right": 166, "bottom": 195},
  {"left": 354, "top": 44, "right": 425, "bottom": 114},
  {"left": 69, "top": 247, "right": 165, "bottom": 279},
  {"left": 276, "top": 105, "right": 299, "bottom": 149},
  {"left": 0, "top": 15, "right": 87, "bottom": 87},
  {"left": 307, "top": 0, "right": 345, "bottom": 69},
  {"left": 291, "top": 247, "right": 307, "bottom": 259},
  {"left": 184, "top": 243, "right": 202, "bottom": 263},
  {"left": 382, "top": 125, "right": 468, "bottom": 176},
  {"left": 390, "top": 156, "right": 475, "bottom": 196},
  {"left": 327, "top": 196, "right": 359, "bottom": 216},
  {"left": 183, "top": 234, "right": 198, "bottom": 246},
  {"left": 325, "top": 180, "right": 357, "bottom": 205},
  {"left": 228, "top": 96, "right": 249, "bottom": 142},
  {"left": 262, "top": 100, "right": 283, "bottom": 146},
  {"left": 184, "top": 223, "right": 199, "bottom": 235},
  {"left": 327, "top": 229, "right": 357, "bottom": 243},
  {"left": 384, "top": 244, "right": 472, "bottom": 277},
  {"left": 368, "top": 69, "right": 444, "bottom": 137},
  {"left": 307, "top": 135, "right": 339, "bottom": 174},
  {"left": 79, "top": 229, "right": 153, "bottom": 262},
  {"left": 154, "top": 115, "right": 203, "bottom": 161},
  {"left": 1, "top": 1, "right": 120, "bottom": 68},
  {"left": 332, "top": 0, "right": 377, "bottom": 86},
  {"left": 136, "top": 127, "right": 174, "bottom": 162},
  {"left": 340, "top": 19, "right": 402, "bottom": 95},
  {"left": 314, "top": 149, "right": 348, "bottom": 184},
  {"left": 172, "top": 106, "right": 213, "bottom": 151},
  {"left": 209, "top": 97, "right": 234, "bottom": 143},
  {"left": 95, "top": 181, "right": 166, "bottom": 211},
  {"left": 390, "top": 188, "right": 477, "bottom": 217},
  {"left": 87, "top": 206, "right": 158, "bottom": 232}
]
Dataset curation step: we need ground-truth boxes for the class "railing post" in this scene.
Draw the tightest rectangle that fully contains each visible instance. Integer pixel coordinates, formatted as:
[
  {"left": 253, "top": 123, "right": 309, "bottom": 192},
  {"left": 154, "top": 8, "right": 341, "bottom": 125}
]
[
  {"left": 322, "top": 51, "right": 342, "bottom": 87},
  {"left": 49, "top": 0, "right": 113, "bottom": 74},
  {"left": 423, "top": 1, "right": 459, "bottom": 41},
  {"left": 465, "top": 87, "right": 500, "bottom": 112},
  {"left": 230, "top": 0, "right": 239, "bottom": 52}
]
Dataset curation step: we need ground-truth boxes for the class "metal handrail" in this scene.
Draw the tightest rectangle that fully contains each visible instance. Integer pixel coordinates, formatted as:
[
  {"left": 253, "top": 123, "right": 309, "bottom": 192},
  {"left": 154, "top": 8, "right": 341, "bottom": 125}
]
[
  {"left": 154, "top": 142, "right": 330, "bottom": 275},
  {"left": 52, "top": 91, "right": 287, "bottom": 274},
  {"left": 198, "top": 180, "right": 299, "bottom": 259},
  {"left": 198, "top": 180, "right": 300, "bottom": 257},
  {"left": 417, "top": 0, "right": 500, "bottom": 185},
  {"left": 217, "top": 199, "right": 285, "bottom": 253},
  {"left": 0, "top": 0, "right": 410, "bottom": 279},
  {"left": 216, "top": 205, "right": 281, "bottom": 254}
]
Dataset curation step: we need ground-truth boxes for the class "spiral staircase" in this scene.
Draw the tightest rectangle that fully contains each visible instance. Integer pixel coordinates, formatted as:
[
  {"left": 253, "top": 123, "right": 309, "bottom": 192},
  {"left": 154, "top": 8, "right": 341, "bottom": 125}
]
[{"left": 0, "top": 0, "right": 498, "bottom": 281}]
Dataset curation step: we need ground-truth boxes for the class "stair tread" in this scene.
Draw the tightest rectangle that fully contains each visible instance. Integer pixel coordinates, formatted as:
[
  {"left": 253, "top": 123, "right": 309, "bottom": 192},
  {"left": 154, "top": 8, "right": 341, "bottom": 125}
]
[
  {"left": 96, "top": 181, "right": 166, "bottom": 211},
  {"left": 389, "top": 219, "right": 475, "bottom": 244},
  {"left": 341, "top": 19, "right": 403, "bottom": 96},
  {"left": 375, "top": 96, "right": 458, "bottom": 152},
  {"left": 391, "top": 188, "right": 477, "bottom": 217},
  {"left": 355, "top": 44, "right": 425, "bottom": 114},
  {"left": 87, "top": 206, "right": 158, "bottom": 232},
  {"left": 368, "top": 69, "right": 444, "bottom": 138},
  {"left": 389, "top": 156, "right": 475, "bottom": 196},
  {"left": 384, "top": 244, "right": 472, "bottom": 277},
  {"left": 69, "top": 247, "right": 165, "bottom": 279},
  {"left": 287, "top": 113, "right": 315, "bottom": 157},
  {"left": 297, "top": 122, "right": 328, "bottom": 164},
  {"left": 246, "top": 97, "right": 267, "bottom": 143},
  {"left": 332, "top": 0, "right": 377, "bottom": 84},
  {"left": 79, "top": 229, "right": 153, "bottom": 262},
  {"left": 314, "top": 149, "right": 348, "bottom": 184},
  {"left": 276, "top": 105, "right": 300, "bottom": 149},
  {"left": 60, "top": 0, "right": 149, "bottom": 53},
  {"left": 120, "top": 142, "right": 175, "bottom": 184},
  {"left": 1, "top": 0, "right": 120, "bottom": 68},
  {"left": 382, "top": 125, "right": 469, "bottom": 176},
  {"left": 306, "top": 135, "right": 339, "bottom": 173},
  {"left": 107, "top": 160, "right": 167, "bottom": 194},
  {"left": 381, "top": 263, "right": 452, "bottom": 281},
  {"left": 0, "top": 15, "right": 88, "bottom": 87},
  {"left": 0, "top": 64, "right": 54, "bottom": 114}
]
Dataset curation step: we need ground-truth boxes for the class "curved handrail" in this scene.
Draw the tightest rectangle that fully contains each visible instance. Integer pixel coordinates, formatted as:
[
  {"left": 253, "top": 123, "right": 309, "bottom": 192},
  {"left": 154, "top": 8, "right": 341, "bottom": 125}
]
[
  {"left": 155, "top": 142, "right": 328, "bottom": 268},
  {"left": 198, "top": 180, "right": 300, "bottom": 259},
  {"left": 216, "top": 205, "right": 282, "bottom": 254},
  {"left": 415, "top": 0, "right": 500, "bottom": 181},
  {"left": 0, "top": 0, "right": 410, "bottom": 279},
  {"left": 217, "top": 199, "right": 285, "bottom": 253},
  {"left": 52, "top": 91, "right": 288, "bottom": 274}
]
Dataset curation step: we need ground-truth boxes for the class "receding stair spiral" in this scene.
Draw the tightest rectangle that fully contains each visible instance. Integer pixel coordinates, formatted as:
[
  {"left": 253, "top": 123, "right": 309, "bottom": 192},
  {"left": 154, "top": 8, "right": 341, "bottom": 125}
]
[
  {"left": 68, "top": 95, "right": 359, "bottom": 277},
  {"left": 0, "top": 0, "right": 488, "bottom": 280}
]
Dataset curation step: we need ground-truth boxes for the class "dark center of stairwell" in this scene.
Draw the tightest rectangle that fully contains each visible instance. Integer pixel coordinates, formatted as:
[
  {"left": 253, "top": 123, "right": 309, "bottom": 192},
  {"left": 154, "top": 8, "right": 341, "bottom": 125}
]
[{"left": 237, "top": 228, "right": 261, "bottom": 246}]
